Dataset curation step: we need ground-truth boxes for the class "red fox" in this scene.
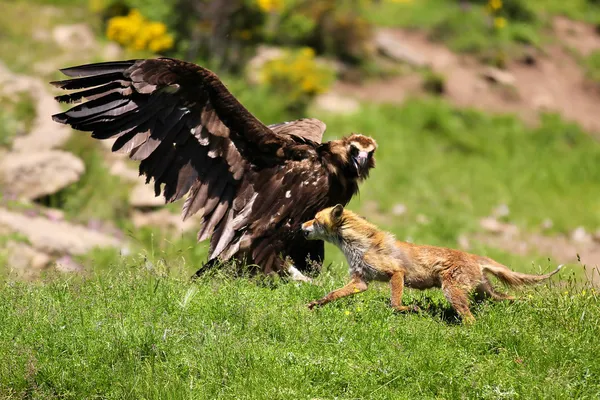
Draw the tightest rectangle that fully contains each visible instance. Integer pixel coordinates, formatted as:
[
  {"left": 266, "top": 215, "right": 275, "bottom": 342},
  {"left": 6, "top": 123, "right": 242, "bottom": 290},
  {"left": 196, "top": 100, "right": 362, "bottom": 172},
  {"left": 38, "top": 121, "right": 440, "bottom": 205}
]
[{"left": 301, "top": 204, "right": 563, "bottom": 323}]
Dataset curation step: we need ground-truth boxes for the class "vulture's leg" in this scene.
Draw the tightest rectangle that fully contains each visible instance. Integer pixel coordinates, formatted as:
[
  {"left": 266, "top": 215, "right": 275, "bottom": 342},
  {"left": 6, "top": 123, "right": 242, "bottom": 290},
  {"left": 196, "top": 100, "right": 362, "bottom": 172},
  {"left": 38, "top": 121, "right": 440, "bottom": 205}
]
[
  {"left": 283, "top": 239, "right": 324, "bottom": 283},
  {"left": 289, "top": 239, "right": 324, "bottom": 274},
  {"left": 191, "top": 258, "right": 220, "bottom": 280},
  {"left": 286, "top": 263, "right": 313, "bottom": 283}
]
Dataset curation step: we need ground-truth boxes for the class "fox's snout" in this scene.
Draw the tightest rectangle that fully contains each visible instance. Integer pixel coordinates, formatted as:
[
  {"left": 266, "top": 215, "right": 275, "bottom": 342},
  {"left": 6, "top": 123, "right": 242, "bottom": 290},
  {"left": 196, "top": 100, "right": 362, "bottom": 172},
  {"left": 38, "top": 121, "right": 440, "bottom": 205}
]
[{"left": 301, "top": 221, "right": 315, "bottom": 239}]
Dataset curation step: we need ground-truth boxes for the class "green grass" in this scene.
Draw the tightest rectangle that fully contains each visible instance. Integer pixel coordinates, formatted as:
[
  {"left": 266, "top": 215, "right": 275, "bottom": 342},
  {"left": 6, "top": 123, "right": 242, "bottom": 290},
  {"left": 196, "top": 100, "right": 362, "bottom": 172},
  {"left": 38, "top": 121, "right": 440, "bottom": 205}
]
[
  {"left": 2, "top": 2, "right": 600, "bottom": 397},
  {"left": 364, "top": 0, "right": 600, "bottom": 63},
  {"left": 0, "top": 264, "right": 598, "bottom": 399},
  {"left": 312, "top": 98, "right": 600, "bottom": 238},
  {"left": 0, "top": 92, "right": 36, "bottom": 148},
  {"left": 39, "top": 133, "right": 133, "bottom": 225},
  {"left": 583, "top": 50, "right": 600, "bottom": 85},
  {"left": 0, "top": 1, "right": 98, "bottom": 76}
]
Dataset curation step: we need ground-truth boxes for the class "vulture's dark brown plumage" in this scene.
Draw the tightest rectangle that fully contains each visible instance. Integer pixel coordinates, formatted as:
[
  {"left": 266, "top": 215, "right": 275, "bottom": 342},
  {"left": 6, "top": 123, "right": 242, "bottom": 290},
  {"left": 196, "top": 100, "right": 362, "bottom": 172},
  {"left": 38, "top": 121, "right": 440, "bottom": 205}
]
[{"left": 50, "top": 58, "right": 377, "bottom": 276}]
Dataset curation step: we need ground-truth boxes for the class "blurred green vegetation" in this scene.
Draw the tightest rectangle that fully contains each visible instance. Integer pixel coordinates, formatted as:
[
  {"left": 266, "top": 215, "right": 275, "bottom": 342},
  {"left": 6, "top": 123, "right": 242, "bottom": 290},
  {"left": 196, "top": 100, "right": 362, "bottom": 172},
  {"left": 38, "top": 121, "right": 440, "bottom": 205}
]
[
  {"left": 584, "top": 50, "right": 600, "bottom": 85},
  {"left": 0, "top": 93, "right": 35, "bottom": 148}
]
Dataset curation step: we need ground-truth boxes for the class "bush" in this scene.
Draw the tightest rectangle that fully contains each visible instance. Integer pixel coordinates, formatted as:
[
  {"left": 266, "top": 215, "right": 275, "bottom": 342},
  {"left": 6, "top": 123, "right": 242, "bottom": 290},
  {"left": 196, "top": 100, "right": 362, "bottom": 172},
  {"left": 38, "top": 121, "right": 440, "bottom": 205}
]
[
  {"left": 105, "top": 9, "right": 174, "bottom": 53},
  {"left": 260, "top": 47, "right": 335, "bottom": 112},
  {"left": 278, "top": 0, "right": 375, "bottom": 64}
]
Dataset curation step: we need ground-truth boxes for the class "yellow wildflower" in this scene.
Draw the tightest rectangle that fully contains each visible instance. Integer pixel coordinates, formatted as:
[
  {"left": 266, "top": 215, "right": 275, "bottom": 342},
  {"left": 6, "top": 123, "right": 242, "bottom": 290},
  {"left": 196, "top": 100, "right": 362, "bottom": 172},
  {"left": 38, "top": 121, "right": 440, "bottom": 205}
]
[
  {"left": 344, "top": 310, "right": 351, "bottom": 316},
  {"left": 257, "top": 0, "right": 284, "bottom": 13},
  {"left": 300, "top": 47, "right": 315, "bottom": 58},
  {"left": 494, "top": 17, "right": 507, "bottom": 29},
  {"left": 356, "top": 306, "right": 362, "bottom": 312},
  {"left": 105, "top": 9, "right": 173, "bottom": 54},
  {"left": 488, "top": 0, "right": 503, "bottom": 11},
  {"left": 563, "top": 290, "right": 569, "bottom": 295}
]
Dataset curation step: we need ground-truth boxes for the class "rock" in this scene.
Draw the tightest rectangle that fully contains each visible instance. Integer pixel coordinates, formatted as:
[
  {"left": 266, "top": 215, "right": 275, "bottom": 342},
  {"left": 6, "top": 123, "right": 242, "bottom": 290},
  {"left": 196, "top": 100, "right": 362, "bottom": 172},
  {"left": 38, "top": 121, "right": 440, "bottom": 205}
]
[
  {"left": 109, "top": 159, "right": 142, "bottom": 183},
  {"left": 102, "top": 42, "right": 123, "bottom": 59},
  {"left": 520, "top": 50, "right": 537, "bottom": 66},
  {"left": 129, "top": 183, "right": 166, "bottom": 208},
  {"left": 0, "top": 62, "right": 72, "bottom": 152},
  {"left": 571, "top": 226, "right": 592, "bottom": 243},
  {"left": 374, "top": 30, "right": 427, "bottom": 67},
  {"left": 0, "top": 151, "right": 85, "bottom": 200},
  {"left": 32, "top": 28, "right": 50, "bottom": 42},
  {"left": 391, "top": 203, "right": 407, "bottom": 216},
  {"left": 481, "top": 67, "right": 515, "bottom": 86},
  {"left": 541, "top": 218, "right": 554, "bottom": 230},
  {"left": 52, "top": 24, "right": 96, "bottom": 51},
  {"left": 0, "top": 207, "right": 121, "bottom": 255},
  {"left": 416, "top": 214, "right": 430, "bottom": 225},
  {"left": 457, "top": 234, "right": 470, "bottom": 250},
  {"left": 593, "top": 229, "right": 600, "bottom": 243},
  {"left": 313, "top": 92, "right": 360, "bottom": 115},
  {"left": 43, "top": 208, "right": 65, "bottom": 222},
  {"left": 492, "top": 204, "right": 510, "bottom": 218},
  {"left": 4, "top": 241, "right": 52, "bottom": 278},
  {"left": 480, "top": 217, "right": 519, "bottom": 236},
  {"left": 132, "top": 209, "right": 201, "bottom": 233},
  {"left": 55, "top": 255, "right": 84, "bottom": 273},
  {"left": 532, "top": 94, "right": 555, "bottom": 111}
]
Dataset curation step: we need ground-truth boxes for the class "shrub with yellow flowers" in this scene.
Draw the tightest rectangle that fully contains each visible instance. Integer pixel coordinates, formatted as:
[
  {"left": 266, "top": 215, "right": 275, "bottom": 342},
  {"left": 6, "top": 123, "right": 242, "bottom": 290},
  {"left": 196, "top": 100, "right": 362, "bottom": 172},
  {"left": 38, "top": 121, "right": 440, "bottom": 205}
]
[
  {"left": 260, "top": 47, "right": 335, "bottom": 112},
  {"left": 105, "top": 9, "right": 174, "bottom": 53},
  {"left": 256, "top": 0, "right": 284, "bottom": 13}
]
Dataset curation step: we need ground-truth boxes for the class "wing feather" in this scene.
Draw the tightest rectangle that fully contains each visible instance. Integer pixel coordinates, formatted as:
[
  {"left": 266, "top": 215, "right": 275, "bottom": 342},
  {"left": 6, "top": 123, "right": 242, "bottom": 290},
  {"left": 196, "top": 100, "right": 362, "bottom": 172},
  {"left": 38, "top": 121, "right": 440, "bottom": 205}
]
[{"left": 51, "top": 57, "right": 332, "bottom": 270}]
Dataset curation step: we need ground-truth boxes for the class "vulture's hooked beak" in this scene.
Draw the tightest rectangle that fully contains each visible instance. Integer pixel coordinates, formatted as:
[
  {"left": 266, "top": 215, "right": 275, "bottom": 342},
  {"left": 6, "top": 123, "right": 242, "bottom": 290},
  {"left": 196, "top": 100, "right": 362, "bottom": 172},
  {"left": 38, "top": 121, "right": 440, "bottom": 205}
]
[{"left": 352, "top": 151, "right": 369, "bottom": 174}]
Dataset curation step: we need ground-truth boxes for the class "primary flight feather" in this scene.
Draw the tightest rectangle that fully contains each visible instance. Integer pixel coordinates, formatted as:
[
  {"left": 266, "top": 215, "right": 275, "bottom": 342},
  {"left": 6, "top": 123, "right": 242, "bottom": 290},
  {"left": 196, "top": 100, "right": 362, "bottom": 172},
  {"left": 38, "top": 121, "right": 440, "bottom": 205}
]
[{"left": 50, "top": 57, "right": 377, "bottom": 278}]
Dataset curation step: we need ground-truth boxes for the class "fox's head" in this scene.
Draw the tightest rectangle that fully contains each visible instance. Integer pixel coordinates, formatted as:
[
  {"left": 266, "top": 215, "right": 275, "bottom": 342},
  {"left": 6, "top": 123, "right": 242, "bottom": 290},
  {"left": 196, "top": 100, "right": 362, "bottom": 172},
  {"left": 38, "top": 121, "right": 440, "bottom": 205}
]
[{"left": 301, "top": 204, "right": 345, "bottom": 241}]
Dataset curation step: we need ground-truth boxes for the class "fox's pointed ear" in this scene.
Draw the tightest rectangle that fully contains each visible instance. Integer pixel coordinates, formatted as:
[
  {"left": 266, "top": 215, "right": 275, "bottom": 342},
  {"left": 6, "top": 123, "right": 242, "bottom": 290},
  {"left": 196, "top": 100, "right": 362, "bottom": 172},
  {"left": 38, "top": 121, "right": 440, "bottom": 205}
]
[{"left": 331, "top": 204, "right": 344, "bottom": 221}]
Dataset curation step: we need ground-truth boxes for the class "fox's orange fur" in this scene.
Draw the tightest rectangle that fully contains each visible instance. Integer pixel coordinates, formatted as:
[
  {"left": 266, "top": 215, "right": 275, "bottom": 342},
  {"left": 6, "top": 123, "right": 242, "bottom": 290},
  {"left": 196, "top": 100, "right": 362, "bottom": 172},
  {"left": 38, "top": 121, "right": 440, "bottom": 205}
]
[{"left": 301, "top": 205, "right": 563, "bottom": 323}]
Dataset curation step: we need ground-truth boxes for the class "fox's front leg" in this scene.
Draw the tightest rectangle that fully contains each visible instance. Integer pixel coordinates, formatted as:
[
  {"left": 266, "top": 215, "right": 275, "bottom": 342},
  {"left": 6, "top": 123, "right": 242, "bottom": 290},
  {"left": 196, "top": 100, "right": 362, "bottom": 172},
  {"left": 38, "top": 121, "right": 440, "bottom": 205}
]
[
  {"left": 390, "top": 270, "right": 418, "bottom": 312},
  {"left": 307, "top": 274, "right": 367, "bottom": 310}
]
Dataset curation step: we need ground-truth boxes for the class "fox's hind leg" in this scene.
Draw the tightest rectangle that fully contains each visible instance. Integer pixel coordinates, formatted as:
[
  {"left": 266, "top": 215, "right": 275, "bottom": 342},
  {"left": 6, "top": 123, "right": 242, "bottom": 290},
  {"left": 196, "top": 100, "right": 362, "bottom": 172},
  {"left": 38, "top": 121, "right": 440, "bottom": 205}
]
[
  {"left": 442, "top": 284, "right": 475, "bottom": 324},
  {"left": 475, "top": 277, "right": 515, "bottom": 302}
]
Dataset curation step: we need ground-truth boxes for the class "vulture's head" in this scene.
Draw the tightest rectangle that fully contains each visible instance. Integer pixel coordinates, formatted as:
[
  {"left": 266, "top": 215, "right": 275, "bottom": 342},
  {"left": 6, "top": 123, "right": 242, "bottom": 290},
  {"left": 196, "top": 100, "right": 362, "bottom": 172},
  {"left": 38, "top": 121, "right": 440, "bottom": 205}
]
[{"left": 337, "top": 134, "right": 377, "bottom": 180}]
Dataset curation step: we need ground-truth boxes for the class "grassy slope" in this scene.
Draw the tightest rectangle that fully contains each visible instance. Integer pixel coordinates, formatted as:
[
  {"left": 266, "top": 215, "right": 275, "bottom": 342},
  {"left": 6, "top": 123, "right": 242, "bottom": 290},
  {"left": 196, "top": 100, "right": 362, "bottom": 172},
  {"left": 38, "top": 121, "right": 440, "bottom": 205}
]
[
  {"left": 1, "top": 267, "right": 598, "bottom": 399},
  {"left": 2, "top": 1, "right": 600, "bottom": 398},
  {"left": 365, "top": 0, "right": 600, "bottom": 63}
]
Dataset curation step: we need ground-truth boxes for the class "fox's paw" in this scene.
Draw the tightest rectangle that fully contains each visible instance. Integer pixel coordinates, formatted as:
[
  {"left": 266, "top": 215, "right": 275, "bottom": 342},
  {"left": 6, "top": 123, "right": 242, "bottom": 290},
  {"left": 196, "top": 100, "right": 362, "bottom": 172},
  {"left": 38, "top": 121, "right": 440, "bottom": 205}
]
[
  {"left": 307, "top": 300, "right": 322, "bottom": 310},
  {"left": 392, "top": 305, "right": 420, "bottom": 313}
]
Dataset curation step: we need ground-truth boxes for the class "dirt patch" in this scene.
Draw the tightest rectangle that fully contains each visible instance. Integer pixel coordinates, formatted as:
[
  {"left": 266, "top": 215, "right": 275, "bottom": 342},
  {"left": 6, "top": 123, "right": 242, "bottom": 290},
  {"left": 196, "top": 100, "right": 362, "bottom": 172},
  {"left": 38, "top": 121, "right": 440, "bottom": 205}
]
[
  {"left": 553, "top": 16, "right": 600, "bottom": 57},
  {"left": 475, "top": 231, "right": 600, "bottom": 286},
  {"left": 335, "top": 26, "right": 600, "bottom": 135}
]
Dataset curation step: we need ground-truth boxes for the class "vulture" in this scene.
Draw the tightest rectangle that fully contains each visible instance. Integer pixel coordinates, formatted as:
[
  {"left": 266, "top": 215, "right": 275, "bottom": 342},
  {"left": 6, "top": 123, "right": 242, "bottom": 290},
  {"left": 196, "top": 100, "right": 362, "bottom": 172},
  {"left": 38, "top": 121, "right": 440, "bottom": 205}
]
[{"left": 50, "top": 58, "right": 377, "bottom": 280}]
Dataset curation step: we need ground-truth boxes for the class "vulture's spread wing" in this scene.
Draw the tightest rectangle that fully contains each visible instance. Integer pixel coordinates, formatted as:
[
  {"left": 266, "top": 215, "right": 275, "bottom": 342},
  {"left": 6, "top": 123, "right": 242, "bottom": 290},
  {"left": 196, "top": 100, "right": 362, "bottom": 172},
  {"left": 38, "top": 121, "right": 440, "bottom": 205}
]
[
  {"left": 51, "top": 58, "right": 328, "bottom": 269},
  {"left": 268, "top": 118, "right": 326, "bottom": 143}
]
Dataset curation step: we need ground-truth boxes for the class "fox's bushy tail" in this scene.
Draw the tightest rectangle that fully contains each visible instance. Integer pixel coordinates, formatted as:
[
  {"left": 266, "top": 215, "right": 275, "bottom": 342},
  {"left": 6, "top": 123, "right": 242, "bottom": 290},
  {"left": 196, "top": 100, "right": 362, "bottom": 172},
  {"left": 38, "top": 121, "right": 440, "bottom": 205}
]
[{"left": 481, "top": 259, "right": 563, "bottom": 287}]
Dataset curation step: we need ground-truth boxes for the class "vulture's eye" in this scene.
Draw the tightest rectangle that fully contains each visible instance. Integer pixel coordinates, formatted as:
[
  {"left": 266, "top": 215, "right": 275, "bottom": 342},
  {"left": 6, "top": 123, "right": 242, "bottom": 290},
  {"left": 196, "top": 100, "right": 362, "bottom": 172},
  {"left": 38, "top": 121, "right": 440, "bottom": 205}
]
[{"left": 350, "top": 146, "right": 359, "bottom": 156}]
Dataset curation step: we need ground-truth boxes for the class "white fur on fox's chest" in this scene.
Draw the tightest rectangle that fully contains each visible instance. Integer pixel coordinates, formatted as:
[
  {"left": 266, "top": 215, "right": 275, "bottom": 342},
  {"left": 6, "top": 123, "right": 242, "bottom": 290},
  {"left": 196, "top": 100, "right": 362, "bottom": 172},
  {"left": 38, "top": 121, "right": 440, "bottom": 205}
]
[{"left": 338, "top": 239, "right": 390, "bottom": 281}]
